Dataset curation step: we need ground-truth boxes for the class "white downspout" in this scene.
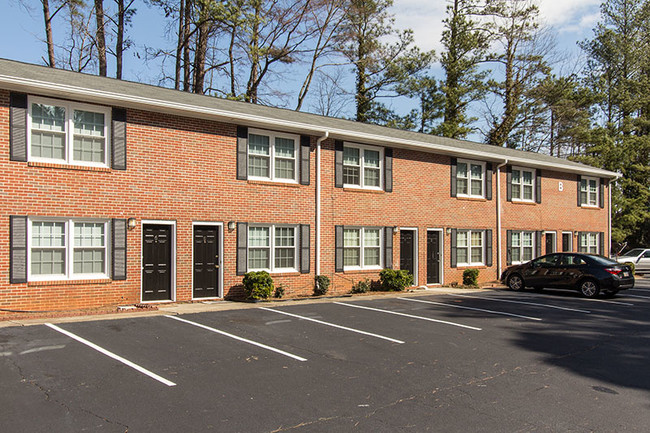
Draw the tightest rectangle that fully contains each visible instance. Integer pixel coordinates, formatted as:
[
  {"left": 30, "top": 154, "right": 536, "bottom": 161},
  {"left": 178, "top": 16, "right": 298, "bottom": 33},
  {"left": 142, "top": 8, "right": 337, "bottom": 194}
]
[
  {"left": 496, "top": 159, "right": 508, "bottom": 279},
  {"left": 315, "top": 131, "right": 329, "bottom": 276}
]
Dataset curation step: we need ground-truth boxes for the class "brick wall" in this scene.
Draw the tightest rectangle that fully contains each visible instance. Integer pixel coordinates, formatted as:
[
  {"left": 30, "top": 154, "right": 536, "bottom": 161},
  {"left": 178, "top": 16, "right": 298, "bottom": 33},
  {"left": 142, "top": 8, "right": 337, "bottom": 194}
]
[{"left": 0, "top": 89, "right": 610, "bottom": 314}]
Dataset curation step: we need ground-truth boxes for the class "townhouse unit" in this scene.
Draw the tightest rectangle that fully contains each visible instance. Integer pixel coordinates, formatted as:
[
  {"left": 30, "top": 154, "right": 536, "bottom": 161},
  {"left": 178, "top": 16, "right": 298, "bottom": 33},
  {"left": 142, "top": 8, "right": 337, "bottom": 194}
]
[{"left": 0, "top": 59, "right": 617, "bottom": 315}]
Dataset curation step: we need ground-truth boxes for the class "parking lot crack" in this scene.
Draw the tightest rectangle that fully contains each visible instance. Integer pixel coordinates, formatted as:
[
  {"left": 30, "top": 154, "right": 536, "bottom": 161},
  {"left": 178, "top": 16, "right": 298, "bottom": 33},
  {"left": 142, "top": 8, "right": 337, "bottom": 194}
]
[{"left": 78, "top": 408, "right": 129, "bottom": 432}]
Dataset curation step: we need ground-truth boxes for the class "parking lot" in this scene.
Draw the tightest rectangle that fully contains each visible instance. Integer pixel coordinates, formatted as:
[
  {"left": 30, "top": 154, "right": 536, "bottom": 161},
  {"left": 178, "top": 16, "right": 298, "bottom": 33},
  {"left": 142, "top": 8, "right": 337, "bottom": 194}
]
[{"left": 2, "top": 280, "right": 650, "bottom": 432}]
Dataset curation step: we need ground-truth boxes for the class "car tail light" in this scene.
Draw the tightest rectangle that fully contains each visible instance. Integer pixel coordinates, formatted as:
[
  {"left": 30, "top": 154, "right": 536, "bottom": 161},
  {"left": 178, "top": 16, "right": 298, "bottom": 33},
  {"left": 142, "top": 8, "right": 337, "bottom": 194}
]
[{"left": 605, "top": 268, "right": 622, "bottom": 276}]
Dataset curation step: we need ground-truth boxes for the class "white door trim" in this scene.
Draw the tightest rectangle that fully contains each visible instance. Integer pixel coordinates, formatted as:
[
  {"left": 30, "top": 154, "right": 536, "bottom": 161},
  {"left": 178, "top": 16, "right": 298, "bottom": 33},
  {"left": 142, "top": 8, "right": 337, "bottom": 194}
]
[
  {"left": 544, "top": 231, "right": 557, "bottom": 254},
  {"left": 140, "top": 220, "right": 177, "bottom": 303},
  {"left": 427, "top": 228, "right": 444, "bottom": 285},
  {"left": 561, "top": 231, "right": 573, "bottom": 252},
  {"left": 191, "top": 221, "right": 224, "bottom": 300},
  {"left": 399, "top": 227, "right": 418, "bottom": 286}
]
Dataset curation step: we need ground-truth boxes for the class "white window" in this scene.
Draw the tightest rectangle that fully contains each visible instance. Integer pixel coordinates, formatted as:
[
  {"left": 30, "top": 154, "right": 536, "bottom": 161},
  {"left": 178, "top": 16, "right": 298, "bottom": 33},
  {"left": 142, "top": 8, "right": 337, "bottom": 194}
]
[
  {"left": 457, "top": 159, "right": 485, "bottom": 198},
  {"left": 343, "top": 144, "right": 383, "bottom": 189},
  {"left": 29, "top": 219, "right": 109, "bottom": 281},
  {"left": 248, "top": 129, "right": 298, "bottom": 182},
  {"left": 579, "top": 232, "right": 599, "bottom": 254},
  {"left": 343, "top": 227, "right": 382, "bottom": 270},
  {"left": 511, "top": 167, "right": 534, "bottom": 201},
  {"left": 29, "top": 97, "right": 111, "bottom": 167},
  {"left": 248, "top": 225, "right": 297, "bottom": 272},
  {"left": 456, "top": 230, "right": 484, "bottom": 266},
  {"left": 511, "top": 231, "right": 534, "bottom": 264},
  {"left": 580, "top": 177, "right": 598, "bottom": 206}
]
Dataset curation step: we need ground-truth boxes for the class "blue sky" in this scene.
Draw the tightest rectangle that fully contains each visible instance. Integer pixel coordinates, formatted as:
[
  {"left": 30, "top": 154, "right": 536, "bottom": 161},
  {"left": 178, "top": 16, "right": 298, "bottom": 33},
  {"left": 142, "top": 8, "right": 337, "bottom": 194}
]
[{"left": 1, "top": 0, "right": 603, "bottom": 134}]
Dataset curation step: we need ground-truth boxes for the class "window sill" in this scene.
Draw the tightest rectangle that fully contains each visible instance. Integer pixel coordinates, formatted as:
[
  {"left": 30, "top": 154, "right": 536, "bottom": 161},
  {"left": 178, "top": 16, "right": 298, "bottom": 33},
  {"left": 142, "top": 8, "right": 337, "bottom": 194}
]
[
  {"left": 580, "top": 205, "right": 600, "bottom": 209},
  {"left": 342, "top": 268, "right": 382, "bottom": 274},
  {"left": 342, "top": 187, "right": 385, "bottom": 194},
  {"left": 511, "top": 200, "right": 537, "bottom": 205},
  {"left": 456, "top": 196, "right": 487, "bottom": 202},
  {"left": 247, "top": 179, "right": 301, "bottom": 188},
  {"left": 455, "top": 265, "right": 489, "bottom": 269},
  {"left": 28, "top": 161, "right": 112, "bottom": 172},
  {"left": 28, "top": 278, "right": 112, "bottom": 287}
]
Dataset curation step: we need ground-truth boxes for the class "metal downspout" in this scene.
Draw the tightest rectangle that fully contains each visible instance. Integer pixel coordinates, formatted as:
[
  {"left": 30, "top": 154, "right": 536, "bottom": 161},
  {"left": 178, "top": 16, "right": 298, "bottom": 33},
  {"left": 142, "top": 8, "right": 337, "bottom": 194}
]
[
  {"left": 315, "top": 131, "right": 329, "bottom": 276},
  {"left": 496, "top": 160, "right": 508, "bottom": 278}
]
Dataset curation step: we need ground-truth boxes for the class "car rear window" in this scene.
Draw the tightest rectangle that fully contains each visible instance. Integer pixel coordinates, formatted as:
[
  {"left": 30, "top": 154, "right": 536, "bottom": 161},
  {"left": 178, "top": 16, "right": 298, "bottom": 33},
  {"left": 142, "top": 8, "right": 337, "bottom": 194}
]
[{"left": 622, "top": 248, "right": 644, "bottom": 257}]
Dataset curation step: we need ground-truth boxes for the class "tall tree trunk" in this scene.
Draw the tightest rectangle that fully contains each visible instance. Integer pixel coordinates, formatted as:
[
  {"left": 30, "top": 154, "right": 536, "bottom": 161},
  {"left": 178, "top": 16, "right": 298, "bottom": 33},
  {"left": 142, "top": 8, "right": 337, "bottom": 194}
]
[
  {"left": 193, "top": 16, "right": 209, "bottom": 94},
  {"left": 183, "top": 0, "right": 192, "bottom": 91},
  {"left": 95, "top": 0, "right": 107, "bottom": 76},
  {"left": 175, "top": 0, "right": 185, "bottom": 90},
  {"left": 42, "top": 0, "right": 56, "bottom": 68},
  {"left": 246, "top": 3, "right": 261, "bottom": 103},
  {"left": 229, "top": 25, "right": 236, "bottom": 97},
  {"left": 115, "top": 0, "right": 124, "bottom": 79}
]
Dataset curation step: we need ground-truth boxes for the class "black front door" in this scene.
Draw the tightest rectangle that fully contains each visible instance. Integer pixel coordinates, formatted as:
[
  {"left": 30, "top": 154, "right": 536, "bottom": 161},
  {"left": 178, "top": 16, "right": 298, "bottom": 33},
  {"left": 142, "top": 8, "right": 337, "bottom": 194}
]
[
  {"left": 400, "top": 230, "right": 415, "bottom": 280},
  {"left": 427, "top": 231, "right": 441, "bottom": 284},
  {"left": 142, "top": 224, "right": 173, "bottom": 301},
  {"left": 193, "top": 225, "right": 220, "bottom": 298},
  {"left": 562, "top": 233, "right": 571, "bottom": 252},
  {"left": 545, "top": 232, "right": 556, "bottom": 254}
]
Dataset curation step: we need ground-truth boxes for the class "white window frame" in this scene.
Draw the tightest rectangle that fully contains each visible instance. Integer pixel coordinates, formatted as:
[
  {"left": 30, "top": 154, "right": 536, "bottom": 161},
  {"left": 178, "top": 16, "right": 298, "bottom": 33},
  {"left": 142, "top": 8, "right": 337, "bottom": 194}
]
[
  {"left": 579, "top": 232, "right": 599, "bottom": 254},
  {"left": 511, "top": 166, "right": 535, "bottom": 202},
  {"left": 457, "top": 159, "right": 486, "bottom": 198},
  {"left": 247, "top": 224, "right": 298, "bottom": 273},
  {"left": 247, "top": 128, "right": 299, "bottom": 183},
  {"left": 28, "top": 217, "right": 111, "bottom": 282},
  {"left": 456, "top": 229, "right": 485, "bottom": 267},
  {"left": 580, "top": 176, "right": 599, "bottom": 207},
  {"left": 28, "top": 96, "right": 111, "bottom": 168},
  {"left": 342, "top": 143, "right": 384, "bottom": 190},
  {"left": 343, "top": 226, "right": 383, "bottom": 271},
  {"left": 510, "top": 230, "right": 535, "bottom": 265}
]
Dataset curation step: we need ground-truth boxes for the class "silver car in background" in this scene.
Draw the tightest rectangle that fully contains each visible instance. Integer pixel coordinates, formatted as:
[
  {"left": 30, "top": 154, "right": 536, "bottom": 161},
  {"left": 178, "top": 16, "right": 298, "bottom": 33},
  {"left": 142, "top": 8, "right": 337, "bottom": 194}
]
[{"left": 616, "top": 248, "right": 650, "bottom": 274}]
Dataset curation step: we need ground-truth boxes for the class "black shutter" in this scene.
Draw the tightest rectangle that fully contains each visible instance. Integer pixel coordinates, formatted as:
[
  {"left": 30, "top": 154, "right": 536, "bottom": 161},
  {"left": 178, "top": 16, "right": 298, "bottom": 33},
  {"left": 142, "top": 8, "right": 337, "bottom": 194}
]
[
  {"left": 236, "top": 222, "right": 248, "bottom": 275},
  {"left": 450, "top": 158, "right": 457, "bottom": 197},
  {"left": 535, "top": 169, "right": 542, "bottom": 204},
  {"left": 599, "top": 178, "right": 605, "bottom": 208},
  {"left": 384, "top": 148, "right": 393, "bottom": 192},
  {"left": 577, "top": 175, "right": 582, "bottom": 206},
  {"left": 535, "top": 231, "right": 543, "bottom": 257},
  {"left": 506, "top": 230, "right": 513, "bottom": 265},
  {"left": 236, "top": 126, "right": 248, "bottom": 180},
  {"left": 10, "top": 93, "right": 28, "bottom": 162},
  {"left": 486, "top": 163, "right": 493, "bottom": 200},
  {"left": 485, "top": 229, "right": 493, "bottom": 267},
  {"left": 112, "top": 218, "right": 127, "bottom": 280},
  {"left": 506, "top": 166, "right": 512, "bottom": 202},
  {"left": 111, "top": 108, "right": 127, "bottom": 170},
  {"left": 599, "top": 232, "right": 605, "bottom": 256},
  {"left": 335, "top": 225, "right": 344, "bottom": 272},
  {"left": 300, "top": 224, "right": 310, "bottom": 273},
  {"left": 577, "top": 232, "right": 585, "bottom": 252},
  {"left": 384, "top": 227, "right": 393, "bottom": 269},
  {"left": 450, "top": 228, "right": 457, "bottom": 268},
  {"left": 300, "top": 135, "right": 310, "bottom": 185},
  {"left": 335, "top": 140, "right": 344, "bottom": 188},
  {"left": 10, "top": 216, "right": 28, "bottom": 283}
]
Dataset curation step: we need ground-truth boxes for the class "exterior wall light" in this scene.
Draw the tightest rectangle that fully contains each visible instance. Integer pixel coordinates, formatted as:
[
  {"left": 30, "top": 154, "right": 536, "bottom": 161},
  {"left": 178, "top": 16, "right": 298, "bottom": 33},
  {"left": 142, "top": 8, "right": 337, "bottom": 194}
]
[
  {"left": 446, "top": 227, "right": 452, "bottom": 235},
  {"left": 228, "top": 221, "right": 236, "bottom": 231},
  {"left": 392, "top": 226, "right": 399, "bottom": 234},
  {"left": 574, "top": 230, "right": 578, "bottom": 236},
  {"left": 127, "top": 218, "right": 137, "bottom": 229}
]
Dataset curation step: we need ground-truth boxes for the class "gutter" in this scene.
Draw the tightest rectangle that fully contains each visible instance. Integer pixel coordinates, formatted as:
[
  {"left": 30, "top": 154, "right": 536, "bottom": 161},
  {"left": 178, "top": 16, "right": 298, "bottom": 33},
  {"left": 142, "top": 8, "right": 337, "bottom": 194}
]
[
  {"left": 315, "top": 131, "right": 329, "bottom": 276},
  {"left": 496, "top": 159, "right": 508, "bottom": 278},
  {"left": 0, "top": 74, "right": 617, "bottom": 179}
]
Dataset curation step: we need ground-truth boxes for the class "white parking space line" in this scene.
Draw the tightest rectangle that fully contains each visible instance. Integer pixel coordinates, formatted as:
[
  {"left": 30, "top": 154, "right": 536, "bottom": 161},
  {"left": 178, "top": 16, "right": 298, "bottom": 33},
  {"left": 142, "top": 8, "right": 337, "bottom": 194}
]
[
  {"left": 514, "top": 293, "right": 634, "bottom": 307},
  {"left": 259, "top": 307, "right": 405, "bottom": 344},
  {"left": 333, "top": 302, "right": 482, "bottom": 331},
  {"left": 397, "top": 297, "right": 542, "bottom": 321},
  {"left": 625, "top": 294, "right": 650, "bottom": 300},
  {"left": 452, "top": 293, "right": 591, "bottom": 314},
  {"left": 165, "top": 315, "right": 307, "bottom": 362},
  {"left": 45, "top": 323, "right": 176, "bottom": 387}
]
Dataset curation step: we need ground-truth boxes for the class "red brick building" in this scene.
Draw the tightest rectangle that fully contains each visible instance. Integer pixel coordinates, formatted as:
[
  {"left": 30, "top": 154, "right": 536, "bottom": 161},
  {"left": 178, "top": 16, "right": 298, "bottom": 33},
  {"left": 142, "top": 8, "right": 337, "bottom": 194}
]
[{"left": 0, "top": 59, "right": 617, "bottom": 314}]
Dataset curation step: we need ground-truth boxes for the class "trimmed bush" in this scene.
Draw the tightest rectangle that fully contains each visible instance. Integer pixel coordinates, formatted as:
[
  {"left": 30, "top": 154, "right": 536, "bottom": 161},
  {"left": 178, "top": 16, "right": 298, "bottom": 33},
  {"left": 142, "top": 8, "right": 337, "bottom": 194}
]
[
  {"left": 462, "top": 268, "right": 480, "bottom": 287},
  {"left": 624, "top": 262, "right": 636, "bottom": 274},
  {"left": 242, "top": 271, "right": 274, "bottom": 300},
  {"left": 379, "top": 269, "right": 413, "bottom": 291},
  {"left": 351, "top": 279, "right": 372, "bottom": 294},
  {"left": 314, "top": 275, "right": 331, "bottom": 296},
  {"left": 273, "top": 284, "right": 285, "bottom": 299}
]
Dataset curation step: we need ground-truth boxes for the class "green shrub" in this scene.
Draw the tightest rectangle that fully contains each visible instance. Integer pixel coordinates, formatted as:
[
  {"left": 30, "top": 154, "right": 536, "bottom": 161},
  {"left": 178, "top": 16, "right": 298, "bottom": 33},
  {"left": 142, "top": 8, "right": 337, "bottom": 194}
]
[
  {"left": 624, "top": 262, "right": 636, "bottom": 274},
  {"left": 314, "top": 275, "right": 331, "bottom": 296},
  {"left": 462, "top": 268, "right": 480, "bottom": 287},
  {"left": 242, "top": 271, "right": 274, "bottom": 300},
  {"left": 350, "top": 279, "right": 372, "bottom": 294},
  {"left": 379, "top": 269, "right": 413, "bottom": 291},
  {"left": 273, "top": 284, "right": 285, "bottom": 299}
]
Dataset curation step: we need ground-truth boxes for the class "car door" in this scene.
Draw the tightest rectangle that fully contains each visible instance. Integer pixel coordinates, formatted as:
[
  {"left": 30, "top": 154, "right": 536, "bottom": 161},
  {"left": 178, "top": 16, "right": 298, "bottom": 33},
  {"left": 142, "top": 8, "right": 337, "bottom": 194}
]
[
  {"left": 523, "top": 254, "right": 560, "bottom": 288},
  {"left": 637, "top": 250, "right": 650, "bottom": 272},
  {"left": 555, "top": 254, "right": 588, "bottom": 288}
]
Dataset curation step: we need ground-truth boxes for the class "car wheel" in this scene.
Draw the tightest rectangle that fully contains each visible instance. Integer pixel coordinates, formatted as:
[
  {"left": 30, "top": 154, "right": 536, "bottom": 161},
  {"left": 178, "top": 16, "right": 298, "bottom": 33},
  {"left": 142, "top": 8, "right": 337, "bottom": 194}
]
[
  {"left": 580, "top": 279, "right": 600, "bottom": 298},
  {"left": 507, "top": 274, "right": 524, "bottom": 291},
  {"left": 603, "top": 290, "right": 619, "bottom": 298}
]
